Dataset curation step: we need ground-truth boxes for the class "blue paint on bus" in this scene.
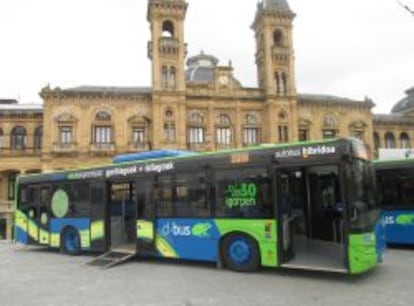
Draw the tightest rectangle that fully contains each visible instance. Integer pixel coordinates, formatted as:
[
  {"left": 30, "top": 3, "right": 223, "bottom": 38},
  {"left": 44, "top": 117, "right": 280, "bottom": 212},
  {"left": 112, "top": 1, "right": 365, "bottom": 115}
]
[
  {"left": 156, "top": 219, "right": 220, "bottom": 262},
  {"left": 382, "top": 210, "right": 414, "bottom": 244},
  {"left": 113, "top": 150, "right": 198, "bottom": 164},
  {"left": 15, "top": 227, "right": 28, "bottom": 244},
  {"left": 50, "top": 218, "right": 90, "bottom": 234}
]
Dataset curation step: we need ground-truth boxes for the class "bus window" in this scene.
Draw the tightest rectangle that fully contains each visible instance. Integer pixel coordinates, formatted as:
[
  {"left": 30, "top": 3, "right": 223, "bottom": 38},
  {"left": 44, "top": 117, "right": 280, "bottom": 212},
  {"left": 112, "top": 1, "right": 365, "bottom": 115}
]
[
  {"left": 157, "top": 173, "right": 209, "bottom": 218},
  {"left": 19, "top": 186, "right": 28, "bottom": 209},
  {"left": 215, "top": 168, "right": 273, "bottom": 218},
  {"left": 137, "top": 181, "right": 154, "bottom": 219},
  {"left": 346, "top": 159, "right": 379, "bottom": 230},
  {"left": 26, "top": 187, "right": 38, "bottom": 218},
  {"left": 110, "top": 183, "right": 134, "bottom": 217},
  {"left": 377, "top": 170, "right": 414, "bottom": 208},
  {"left": 50, "top": 183, "right": 90, "bottom": 218}
]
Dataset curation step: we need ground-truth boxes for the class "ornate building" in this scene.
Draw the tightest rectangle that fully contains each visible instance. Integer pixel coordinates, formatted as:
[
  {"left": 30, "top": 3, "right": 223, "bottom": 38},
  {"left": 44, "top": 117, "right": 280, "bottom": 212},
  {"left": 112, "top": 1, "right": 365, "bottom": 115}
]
[{"left": 0, "top": 0, "right": 412, "bottom": 239}]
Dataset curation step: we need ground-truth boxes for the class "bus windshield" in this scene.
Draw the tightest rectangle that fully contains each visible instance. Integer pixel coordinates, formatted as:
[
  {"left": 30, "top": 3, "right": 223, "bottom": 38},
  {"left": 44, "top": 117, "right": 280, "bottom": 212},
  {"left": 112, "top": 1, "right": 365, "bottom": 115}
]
[{"left": 346, "top": 158, "right": 380, "bottom": 231}]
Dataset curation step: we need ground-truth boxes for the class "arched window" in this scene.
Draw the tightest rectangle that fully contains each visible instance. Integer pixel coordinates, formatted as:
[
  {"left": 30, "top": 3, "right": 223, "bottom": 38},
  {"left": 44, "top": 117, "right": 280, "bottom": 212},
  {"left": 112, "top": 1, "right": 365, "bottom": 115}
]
[
  {"left": 322, "top": 115, "right": 337, "bottom": 139},
  {"left": 273, "top": 29, "right": 283, "bottom": 46},
  {"left": 164, "top": 108, "right": 175, "bottom": 143},
  {"left": 400, "top": 132, "right": 411, "bottom": 149},
  {"left": 170, "top": 67, "right": 176, "bottom": 88},
  {"left": 385, "top": 132, "right": 396, "bottom": 149},
  {"left": 216, "top": 114, "right": 232, "bottom": 147},
  {"left": 11, "top": 126, "right": 27, "bottom": 150},
  {"left": 162, "top": 20, "right": 174, "bottom": 37},
  {"left": 93, "top": 111, "right": 113, "bottom": 148},
  {"left": 188, "top": 111, "right": 205, "bottom": 145},
  {"left": 243, "top": 113, "right": 260, "bottom": 146},
  {"left": 162, "top": 66, "right": 168, "bottom": 86},
  {"left": 34, "top": 126, "right": 43, "bottom": 150},
  {"left": 373, "top": 132, "right": 380, "bottom": 151}
]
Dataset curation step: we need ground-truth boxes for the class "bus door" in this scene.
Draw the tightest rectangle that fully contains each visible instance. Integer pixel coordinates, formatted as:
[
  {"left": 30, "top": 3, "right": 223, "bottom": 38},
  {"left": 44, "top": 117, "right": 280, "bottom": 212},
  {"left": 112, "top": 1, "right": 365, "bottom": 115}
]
[
  {"left": 108, "top": 181, "right": 136, "bottom": 249},
  {"left": 24, "top": 186, "right": 39, "bottom": 244},
  {"left": 18, "top": 185, "right": 50, "bottom": 245},
  {"left": 136, "top": 178, "right": 156, "bottom": 254},
  {"left": 276, "top": 167, "right": 304, "bottom": 264},
  {"left": 276, "top": 164, "right": 348, "bottom": 273},
  {"left": 15, "top": 185, "right": 30, "bottom": 244},
  {"left": 37, "top": 186, "right": 50, "bottom": 245},
  {"left": 90, "top": 181, "right": 107, "bottom": 252}
]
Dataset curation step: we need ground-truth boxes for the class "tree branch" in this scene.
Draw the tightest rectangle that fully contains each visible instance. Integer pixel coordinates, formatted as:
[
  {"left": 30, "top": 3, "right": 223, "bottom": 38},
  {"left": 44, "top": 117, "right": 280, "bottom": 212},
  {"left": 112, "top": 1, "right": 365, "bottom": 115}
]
[{"left": 397, "top": 0, "right": 414, "bottom": 15}]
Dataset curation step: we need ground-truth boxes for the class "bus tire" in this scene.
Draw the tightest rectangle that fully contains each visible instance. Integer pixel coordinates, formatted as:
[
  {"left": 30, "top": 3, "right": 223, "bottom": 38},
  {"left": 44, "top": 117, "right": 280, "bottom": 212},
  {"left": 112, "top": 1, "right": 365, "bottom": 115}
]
[
  {"left": 221, "top": 233, "right": 260, "bottom": 272},
  {"left": 60, "top": 227, "right": 81, "bottom": 255}
]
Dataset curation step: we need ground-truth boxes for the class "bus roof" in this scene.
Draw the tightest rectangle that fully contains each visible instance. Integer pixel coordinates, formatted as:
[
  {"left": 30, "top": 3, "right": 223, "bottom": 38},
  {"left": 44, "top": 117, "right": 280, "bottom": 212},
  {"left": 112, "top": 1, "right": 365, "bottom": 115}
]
[
  {"left": 18, "top": 138, "right": 365, "bottom": 185},
  {"left": 112, "top": 149, "right": 199, "bottom": 163},
  {"left": 373, "top": 158, "right": 414, "bottom": 169}
]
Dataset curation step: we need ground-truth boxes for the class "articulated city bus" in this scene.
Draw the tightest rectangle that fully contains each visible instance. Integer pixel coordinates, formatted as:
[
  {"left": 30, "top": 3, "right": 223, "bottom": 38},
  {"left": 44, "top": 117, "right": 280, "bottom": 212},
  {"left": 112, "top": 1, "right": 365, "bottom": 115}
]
[
  {"left": 14, "top": 138, "right": 384, "bottom": 274},
  {"left": 375, "top": 159, "right": 414, "bottom": 245}
]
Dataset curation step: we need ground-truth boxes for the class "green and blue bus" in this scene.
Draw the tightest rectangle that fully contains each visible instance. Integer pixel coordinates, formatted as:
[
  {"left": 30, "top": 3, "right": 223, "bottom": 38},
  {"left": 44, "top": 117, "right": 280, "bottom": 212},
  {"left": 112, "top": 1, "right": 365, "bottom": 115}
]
[
  {"left": 375, "top": 158, "right": 414, "bottom": 245},
  {"left": 14, "top": 138, "right": 384, "bottom": 274}
]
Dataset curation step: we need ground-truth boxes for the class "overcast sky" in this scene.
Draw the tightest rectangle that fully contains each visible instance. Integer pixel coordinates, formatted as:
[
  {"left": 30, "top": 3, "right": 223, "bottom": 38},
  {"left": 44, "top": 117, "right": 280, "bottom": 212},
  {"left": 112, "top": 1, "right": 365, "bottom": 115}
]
[{"left": 0, "top": 0, "right": 413, "bottom": 113}]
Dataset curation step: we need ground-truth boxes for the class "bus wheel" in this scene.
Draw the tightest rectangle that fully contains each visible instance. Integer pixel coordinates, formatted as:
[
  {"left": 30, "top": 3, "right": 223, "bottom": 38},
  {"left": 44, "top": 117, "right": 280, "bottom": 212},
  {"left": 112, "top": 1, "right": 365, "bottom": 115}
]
[
  {"left": 221, "top": 233, "right": 260, "bottom": 272},
  {"left": 61, "top": 227, "right": 81, "bottom": 255}
]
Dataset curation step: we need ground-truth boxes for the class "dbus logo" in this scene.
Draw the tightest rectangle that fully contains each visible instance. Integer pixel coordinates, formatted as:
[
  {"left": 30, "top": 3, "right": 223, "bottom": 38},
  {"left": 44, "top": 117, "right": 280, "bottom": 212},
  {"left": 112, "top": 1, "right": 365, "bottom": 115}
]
[
  {"left": 160, "top": 222, "right": 212, "bottom": 238},
  {"left": 161, "top": 222, "right": 191, "bottom": 237}
]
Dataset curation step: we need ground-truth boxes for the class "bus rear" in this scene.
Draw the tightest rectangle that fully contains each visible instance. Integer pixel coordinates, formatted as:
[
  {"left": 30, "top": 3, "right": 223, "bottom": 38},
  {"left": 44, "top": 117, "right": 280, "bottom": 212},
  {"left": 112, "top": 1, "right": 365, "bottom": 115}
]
[{"left": 375, "top": 159, "right": 414, "bottom": 245}]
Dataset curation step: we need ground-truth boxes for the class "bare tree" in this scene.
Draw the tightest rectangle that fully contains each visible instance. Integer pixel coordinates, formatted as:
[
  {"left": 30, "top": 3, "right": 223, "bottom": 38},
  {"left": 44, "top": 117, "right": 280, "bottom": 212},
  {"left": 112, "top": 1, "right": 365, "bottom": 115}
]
[{"left": 397, "top": 0, "right": 414, "bottom": 16}]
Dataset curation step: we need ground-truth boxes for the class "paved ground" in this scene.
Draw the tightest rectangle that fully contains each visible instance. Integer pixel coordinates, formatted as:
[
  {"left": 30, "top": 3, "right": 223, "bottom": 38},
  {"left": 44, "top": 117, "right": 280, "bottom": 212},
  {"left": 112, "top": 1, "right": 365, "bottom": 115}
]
[{"left": 0, "top": 241, "right": 413, "bottom": 306}]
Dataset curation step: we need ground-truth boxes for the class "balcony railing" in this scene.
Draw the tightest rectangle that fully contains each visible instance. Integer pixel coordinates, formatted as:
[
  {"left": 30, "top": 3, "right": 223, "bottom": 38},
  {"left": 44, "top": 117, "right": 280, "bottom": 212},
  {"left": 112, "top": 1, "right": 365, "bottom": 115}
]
[
  {"left": 215, "top": 143, "right": 235, "bottom": 150},
  {"left": 89, "top": 142, "right": 116, "bottom": 154},
  {"left": 271, "top": 46, "right": 290, "bottom": 64},
  {"left": 0, "top": 147, "right": 41, "bottom": 157},
  {"left": 187, "top": 142, "right": 208, "bottom": 152},
  {"left": 0, "top": 201, "right": 14, "bottom": 213},
  {"left": 52, "top": 142, "right": 78, "bottom": 154},
  {"left": 147, "top": 38, "right": 188, "bottom": 59},
  {"left": 128, "top": 141, "right": 151, "bottom": 152}
]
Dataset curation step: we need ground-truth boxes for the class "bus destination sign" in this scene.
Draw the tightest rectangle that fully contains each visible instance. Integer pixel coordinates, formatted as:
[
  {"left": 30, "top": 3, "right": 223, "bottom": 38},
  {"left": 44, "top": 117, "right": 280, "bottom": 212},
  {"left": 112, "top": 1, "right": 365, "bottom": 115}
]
[{"left": 275, "top": 144, "right": 336, "bottom": 160}]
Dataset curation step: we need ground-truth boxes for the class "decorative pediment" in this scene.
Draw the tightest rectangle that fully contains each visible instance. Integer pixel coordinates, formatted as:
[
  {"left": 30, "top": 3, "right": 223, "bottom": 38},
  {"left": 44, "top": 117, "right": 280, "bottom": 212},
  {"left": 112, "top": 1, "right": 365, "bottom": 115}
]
[
  {"left": 349, "top": 120, "right": 367, "bottom": 129},
  {"left": 244, "top": 112, "right": 261, "bottom": 125},
  {"left": 188, "top": 109, "right": 206, "bottom": 124},
  {"left": 298, "top": 118, "right": 311, "bottom": 127},
  {"left": 128, "top": 115, "right": 151, "bottom": 124},
  {"left": 322, "top": 115, "right": 338, "bottom": 128},
  {"left": 54, "top": 112, "right": 77, "bottom": 123}
]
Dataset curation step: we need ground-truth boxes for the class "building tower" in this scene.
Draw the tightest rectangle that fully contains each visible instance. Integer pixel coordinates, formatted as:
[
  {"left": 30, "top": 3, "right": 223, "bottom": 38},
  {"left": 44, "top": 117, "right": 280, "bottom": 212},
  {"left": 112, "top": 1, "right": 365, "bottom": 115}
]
[
  {"left": 147, "top": 0, "right": 188, "bottom": 149},
  {"left": 252, "top": 0, "right": 296, "bottom": 97},
  {"left": 252, "top": 0, "right": 298, "bottom": 143},
  {"left": 147, "top": 0, "right": 188, "bottom": 93}
]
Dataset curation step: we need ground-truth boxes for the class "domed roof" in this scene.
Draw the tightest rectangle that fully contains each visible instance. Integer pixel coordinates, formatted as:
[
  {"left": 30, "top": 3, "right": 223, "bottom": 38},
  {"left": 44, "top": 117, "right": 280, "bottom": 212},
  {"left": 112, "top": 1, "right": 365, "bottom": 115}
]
[
  {"left": 391, "top": 87, "right": 414, "bottom": 114},
  {"left": 260, "top": 0, "right": 291, "bottom": 12},
  {"left": 185, "top": 52, "right": 218, "bottom": 83}
]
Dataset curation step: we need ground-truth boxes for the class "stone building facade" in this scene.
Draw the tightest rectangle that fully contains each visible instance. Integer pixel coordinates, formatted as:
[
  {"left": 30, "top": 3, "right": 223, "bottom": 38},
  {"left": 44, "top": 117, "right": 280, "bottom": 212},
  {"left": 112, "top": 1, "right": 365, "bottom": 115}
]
[{"left": 0, "top": 0, "right": 412, "bottom": 239}]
